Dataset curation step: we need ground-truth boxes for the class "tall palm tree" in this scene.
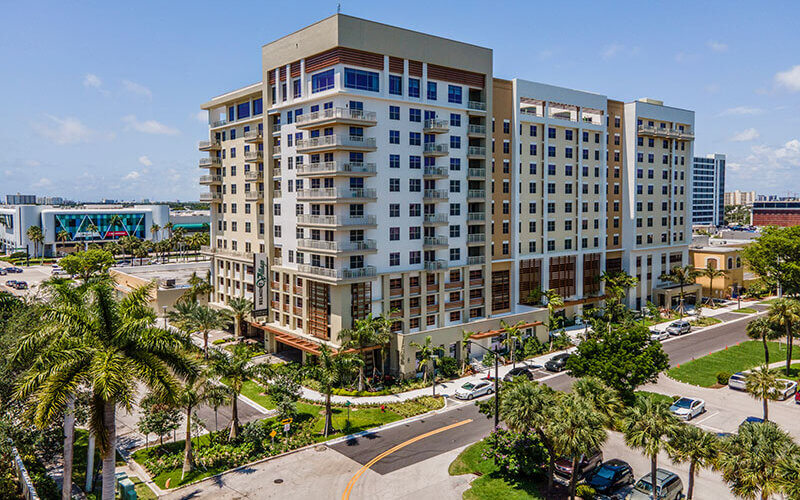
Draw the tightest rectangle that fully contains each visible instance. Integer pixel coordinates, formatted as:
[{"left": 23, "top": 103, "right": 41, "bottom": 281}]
[
  {"left": 499, "top": 381, "right": 559, "bottom": 493},
  {"left": 600, "top": 270, "right": 639, "bottom": 307},
  {"left": 551, "top": 393, "right": 607, "bottom": 500},
  {"left": 341, "top": 313, "right": 392, "bottom": 391},
  {"left": 700, "top": 264, "right": 727, "bottom": 303},
  {"left": 175, "top": 372, "right": 215, "bottom": 479},
  {"left": 745, "top": 365, "right": 781, "bottom": 421},
  {"left": 460, "top": 330, "right": 474, "bottom": 375},
  {"left": 767, "top": 298, "right": 800, "bottom": 375},
  {"left": 26, "top": 225, "right": 44, "bottom": 258},
  {"left": 716, "top": 421, "right": 794, "bottom": 500},
  {"left": 209, "top": 344, "right": 270, "bottom": 440},
  {"left": 409, "top": 335, "right": 435, "bottom": 384},
  {"left": 185, "top": 271, "right": 213, "bottom": 303},
  {"left": 227, "top": 297, "right": 253, "bottom": 340},
  {"left": 500, "top": 319, "right": 526, "bottom": 368},
  {"left": 666, "top": 425, "right": 719, "bottom": 499},
  {"left": 541, "top": 289, "right": 565, "bottom": 332},
  {"left": 164, "top": 221, "right": 174, "bottom": 240},
  {"left": 150, "top": 223, "right": 160, "bottom": 243},
  {"left": 746, "top": 317, "right": 781, "bottom": 366},
  {"left": 191, "top": 305, "right": 231, "bottom": 358},
  {"left": 316, "top": 344, "right": 363, "bottom": 437},
  {"left": 659, "top": 265, "right": 699, "bottom": 318},
  {"left": 57, "top": 229, "right": 71, "bottom": 256},
  {"left": 621, "top": 397, "right": 680, "bottom": 500},
  {"left": 13, "top": 281, "right": 195, "bottom": 500}
]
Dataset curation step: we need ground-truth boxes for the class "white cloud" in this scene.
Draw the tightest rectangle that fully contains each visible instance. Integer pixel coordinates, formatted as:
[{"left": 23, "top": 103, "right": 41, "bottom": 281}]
[
  {"left": 775, "top": 65, "right": 800, "bottom": 92},
  {"left": 730, "top": 128, "right": 760, "bottom": 142},
  {"left": 122, "top": 79, "right": 153, "bottom": 99},
  {"left": 707, "top": 40, "right": 728, "bottom": 52},
  {"left": 138, "top": 155, "right": 153, "bottom": 166},
  {"left": 719, "top": 106, "right": 764, "bottom": 116},
  {"left": 730, "top": 139, "right": 800, "bottom": 191},
  {"left": 674, "top": 51, "right": 699, "bottom": 63},
  {"left": 34, "top": 115, "right": 95, "bottom": 145},
  {"left": 601, "top": 43, "right": 624, "bottom": 60},
  {"left": 192, "top": 111, "right": 207, "bottom": 123},
  {"left": 83, "top": 73, "right": 102, "bottom": 88},
  {"left": 123, "top": 171, "right": 141, "bottom": 181},
  {"left": 123, "top": 115, "right": 180, "bottom": 135},
  {"left": 33, "top": 177, "right": 53, "bottom": 188}
]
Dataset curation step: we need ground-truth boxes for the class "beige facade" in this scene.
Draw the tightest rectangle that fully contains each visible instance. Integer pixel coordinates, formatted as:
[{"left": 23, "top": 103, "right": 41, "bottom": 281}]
[
  {"left": 691, "top": 247, "right": 745, "bottom": 299},
  {"left": 110, "top": 262, "right": 210, "bottom": 315}
]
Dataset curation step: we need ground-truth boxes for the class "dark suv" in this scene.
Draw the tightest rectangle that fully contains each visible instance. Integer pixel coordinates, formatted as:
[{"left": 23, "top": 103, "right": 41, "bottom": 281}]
[
  {"left": 503, "top": 366, "right": 536, "bottom": 382},
  {"left": 544, "top": 353, "right": 571, "bottom": 372},
  {"left": 586, "top": 459, "right": 634, "bottom": 495},
  {"left": 554, "top": 449, "right": 603, "bottom": 481}
]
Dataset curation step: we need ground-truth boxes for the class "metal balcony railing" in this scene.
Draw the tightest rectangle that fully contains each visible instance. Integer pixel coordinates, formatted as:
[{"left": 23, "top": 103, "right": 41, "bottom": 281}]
[
  {"left": 296, "top": 214, "right": 377, "bottom": 226},
  {"left": 297, "top": 239, "right": 377, "bottom": 252},
  {"left": 295, "top": 107, "right": 377, "bottom": 126},
  {"left": 296, "top": 135, "right": 377, "bottom": 151},
  {"left": 467, "top": 101, "right": 486, "bottom": 111},
  {"left": 423, "top": 213, "right": 448, "bottom": 224},
  {"left": 296, "top": 188, "right": 377, "bottom": 200}
]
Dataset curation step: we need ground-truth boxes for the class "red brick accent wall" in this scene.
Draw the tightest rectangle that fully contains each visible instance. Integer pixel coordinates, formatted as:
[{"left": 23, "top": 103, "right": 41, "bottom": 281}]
[{"left": 752, "top": 209, "right": 800, "bottom": 227}]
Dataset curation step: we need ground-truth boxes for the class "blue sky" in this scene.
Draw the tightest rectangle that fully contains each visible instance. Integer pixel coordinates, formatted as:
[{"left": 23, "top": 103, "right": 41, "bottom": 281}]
[{"left": 2, "top": 0, "right": 799, "bottom": 201}]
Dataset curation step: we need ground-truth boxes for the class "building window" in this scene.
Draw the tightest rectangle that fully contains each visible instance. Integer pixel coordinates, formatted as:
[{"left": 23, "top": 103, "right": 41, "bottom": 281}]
[
  {"left": 389, "top": 130, "right": 400, "bottom": 144},
  {"left": 409, "top": 155, "right": 421, "bottom": 169},
  {"left": 447, "top": 85, "right": 462, "bottom": 104},
  {"left": 389, "top": 105, "right": 400, "bottom": 120},
  {"left": 390, "top": 154, "right": 400, "bottom": 168},
  {"left": 450, "top": 113, "right": 461, "bottom": 127},
  {"left": 409, "top": 108, "right": 421, "bottom": 122},
  {"left": 344, "top": 68, "right": 380, "bottom": 92},
  {"left": 389, "top": 252, "right": 400, "bottom": 266},
  {"left": 408, "top": 78, "right": 420, "bottom": 98},
  {"left": 450, "top": 136, "right": 461, "bottom": 149},
  {"left": 389, "top": 227, "right": 400, "bottom": 240},
  {"left": 389, "top": 74, "right": 402, "bottom": 96},
  {"left": 311, "top": 69, "right": 334, "bottom": 93},
  {"left": 450, "top": 248, "right": 460, "bottom": 261},
  {"left": 427, "top": 81, "right": 437, "bottom": 100}
]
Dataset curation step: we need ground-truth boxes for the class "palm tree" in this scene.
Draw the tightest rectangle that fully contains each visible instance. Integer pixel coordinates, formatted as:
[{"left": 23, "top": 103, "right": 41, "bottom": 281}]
[
  {"left": 57, "top": 229, "right": 70, "bottom": 256},
  {"left": 209, "top": 344, "right": 270, "bottom": 440},
  {"left": 500, "top": 320, "right": 526, "bottom": 368},
  {"left": 716, "top": 421, "right": 794, "bottom": 500},
  {"left": 191, "top": 305, "right": 231, "bottom": 358},
  {"left": 746, "top": 317, "right": 781, "bottom": 366},
  {"left": 168, "top": 300, "right": 200, "bottom": 332},
  {"left": 204, "top": 385, "right": 231, "bottom": 435},
  {"left": 227, "top": 297, "right": 253, "bottom": 340},
  {"left": 659, "top": 265, "right": 699, "bottom": 318},
  {"left": 164, "top": 221, "right": 174, "bottom": 240},
  {"left": 666, "top": 425, "right": 719, "bottom": 499},
  {"left": 745, "top": 365, "right": 781, "bottom": 421},
  {"left": 341, "top": 313, "right": 392, "bottom": 391},
  {"left": 26, "top": 225, "right": 44, "bottom": 258},
  {"left": 13, "top": 281, "right": 195, "bottom": 500},
  {"left": 777, "top": 453, "right": 800, "bottom": 500},
  {"left": 541, "top": 289, "right": 565, "bottom": 331},
  {"left": 409, "top": 335, "right": 435, "bottom": 384},
  {"left": 572, "top": 376, "right": 622, "bottom": 426},
  {"left": 175, "top": 372, "right": 215, "bottom": 480},
  {"left": 150, "top": 223, "right": 160, "bottom": 243},
  {"left": 767, "top": 298, "right": 800, "bottom": 375},
  {"left": 621, "top": 397, "right": 680, "bottom": 500},
  {"left": 499, "top": 381, "right": 559, "bottom": 493},
  {"left": 700, "top": 264, "right": 727, "bottom": 303},
  {"left": 460, "top": 330, "right": 474, "bottom": 375},
  {"left": 601, "top": 270, "right": 639, "bottom": 306},
  {"left": 185, "top": 271, "right": 213, "bottom": 303},
  {"left": 551, "top": 393, "right": 607, "bottom": 500},
  {"left": 316, "top": 344, "right": 363, "bottom": 436}
]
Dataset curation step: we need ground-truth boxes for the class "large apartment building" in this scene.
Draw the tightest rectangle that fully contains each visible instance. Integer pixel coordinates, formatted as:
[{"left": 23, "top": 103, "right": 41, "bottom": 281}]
[
  {"left": 198, "top": 15, "right": 694, "bottom": 376},
  {"left": 691, "top": 153, "right": 726, "bottom": 227}
]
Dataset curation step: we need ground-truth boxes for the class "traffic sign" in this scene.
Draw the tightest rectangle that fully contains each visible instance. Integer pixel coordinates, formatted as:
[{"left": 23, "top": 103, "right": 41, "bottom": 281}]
[
  {"left": 283, "top": 423, "right": 290, "bottom": 433},
  {"left": 280, "top": 418, "right": 293, "bottom": 424},
  {"left": 269, "top": 430, "right": 277, "bottom": 438}
]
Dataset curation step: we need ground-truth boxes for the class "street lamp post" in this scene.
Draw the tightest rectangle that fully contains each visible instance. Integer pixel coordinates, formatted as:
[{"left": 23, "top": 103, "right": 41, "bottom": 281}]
[
  {"left": 431, "top": 354, "right": 438, "bottom": 397},
  {"left": 162, "top": 306, "right": 168, "bottom": 329},
  {"left": 466, "top": 340, "right": 500, "bottom": 428}
]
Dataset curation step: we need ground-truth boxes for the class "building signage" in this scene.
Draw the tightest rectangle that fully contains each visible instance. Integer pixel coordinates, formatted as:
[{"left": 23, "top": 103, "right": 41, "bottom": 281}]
[{"left": 253, "top": 253, "right": 269, "bottom": 316}]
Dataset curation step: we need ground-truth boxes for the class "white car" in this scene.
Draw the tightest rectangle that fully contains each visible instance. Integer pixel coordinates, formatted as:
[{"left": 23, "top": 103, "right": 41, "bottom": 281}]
[
  {"left": 649, "top": 329, "right": 669, "bottom": 342},
  {"left": 776, "top": 379, "right": 798, "bottom": 400},
  {"left": 454, "top": 380, "right": 493, "bottom": 400},
  {"left": 668, "top": 397, "right": 705, "bottom": 420},
  {"left": 728, "top": 372, "right": 747, "bottom": 391}
]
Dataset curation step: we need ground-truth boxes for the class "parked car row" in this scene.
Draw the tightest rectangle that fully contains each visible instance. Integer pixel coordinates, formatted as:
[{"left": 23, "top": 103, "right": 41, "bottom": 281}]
[
  {"left": 4, "top": 280, "right": 28, "bottom": 290},
  {"left": 1, "top": 267, "right": 23, "bottom": 275},
  {"left": 729, "top": 371, "right": 798, "bottom": 400}
]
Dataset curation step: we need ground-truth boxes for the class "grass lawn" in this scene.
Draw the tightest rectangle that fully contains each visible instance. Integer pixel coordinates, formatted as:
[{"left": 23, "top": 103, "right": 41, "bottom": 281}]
[
  {"left": 759, "top": 298, "right": 780, "bottom": 305},
  {"left": 635, "top": 391, "right": 676, "bottom": 406},
  {"left": 130, "top": 476, "right": 157, "bottom": 500},
  {"left": 667, "top": 341, "right": 800, "bottom": 387},
  {"left": 643, "top": 312, "right": 681, "bottom": 327},
  {"left": 731, "top": 307, "right": 757, "bottom": 314},
  {"left": 449, "top": 440, "right": 545, "bottom": 500},
  {"left": 691, "top": 317, "right": 722, "bottom": 327},
  {"left": 131, "top": 434, "right": 220, "bottom": 489}
]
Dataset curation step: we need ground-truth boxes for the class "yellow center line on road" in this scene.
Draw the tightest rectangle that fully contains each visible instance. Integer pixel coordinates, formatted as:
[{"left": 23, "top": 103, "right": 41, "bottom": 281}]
[{"left": 341, "top": 418, "right": 473, "bottom": 500}]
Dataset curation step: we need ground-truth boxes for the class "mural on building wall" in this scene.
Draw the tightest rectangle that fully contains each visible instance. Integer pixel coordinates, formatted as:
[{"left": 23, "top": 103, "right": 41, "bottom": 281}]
[{"left": 54, "top": 212, "right": 147, "bottom": 241}]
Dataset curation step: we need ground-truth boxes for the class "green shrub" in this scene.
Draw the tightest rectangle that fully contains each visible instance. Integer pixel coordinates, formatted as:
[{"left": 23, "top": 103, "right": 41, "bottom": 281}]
[
  {"left": 716, "top": 371, "right": 731, "bottom": 385},
  {"left": 481, "top": 351, "right": 495, "bottom": 367},
  {"left": 437, "top": 356, "right": 458, "bottom": 378},
  {"left": 481, "top": 428, "right": 547, "bottom": 478},
  {"left": 576, "top": 484, "right": 596, "bottom": 499}
]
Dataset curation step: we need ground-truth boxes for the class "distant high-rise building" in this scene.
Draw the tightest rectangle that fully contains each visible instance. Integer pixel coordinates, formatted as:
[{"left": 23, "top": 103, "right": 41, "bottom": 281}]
[
  {"left": 724, "top": 190, "right": 756, "bottom": 206},
  {"left": 692, "top": 154, "right": 725, "bottom": 226},
  {"left": 5, "top": 194, "right": 36, "bottom": 205}
]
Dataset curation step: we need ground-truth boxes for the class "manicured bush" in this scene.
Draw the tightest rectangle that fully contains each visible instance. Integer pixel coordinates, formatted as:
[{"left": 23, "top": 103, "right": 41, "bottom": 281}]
[
  {"left": 437, "top": 356, "right": 458, "bottom": 378},
  {"left": 481, "top": 428, "right": 547, "bottom": 478},
  {"left": 716, "top": 371, "right": 731, "bottom": 385},
  {"left": 576, "top": 484, "right": 596, "bottom": 499}
]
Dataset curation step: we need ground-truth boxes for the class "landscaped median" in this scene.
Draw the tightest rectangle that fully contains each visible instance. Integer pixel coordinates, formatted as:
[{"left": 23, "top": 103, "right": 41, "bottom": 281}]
[
  {"left": 131, "top": 380, "right": 444, "bottom": 490},
  {"left": 449, "top": 439, "right": 545, "bottom": 500},
  {"left": 667, "top": 340, "right": 800, "bottom": 387}
]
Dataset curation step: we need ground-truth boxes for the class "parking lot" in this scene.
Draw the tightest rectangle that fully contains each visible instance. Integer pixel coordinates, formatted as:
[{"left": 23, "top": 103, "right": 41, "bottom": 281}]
[{"left": 0, "top": 264, "right": 54, "bottom": 296}]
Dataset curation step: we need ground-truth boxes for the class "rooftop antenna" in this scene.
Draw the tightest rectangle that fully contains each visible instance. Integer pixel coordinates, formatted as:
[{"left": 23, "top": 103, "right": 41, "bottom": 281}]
[{"left": 337, "top": 3, "right": 341, "bottom": 13}]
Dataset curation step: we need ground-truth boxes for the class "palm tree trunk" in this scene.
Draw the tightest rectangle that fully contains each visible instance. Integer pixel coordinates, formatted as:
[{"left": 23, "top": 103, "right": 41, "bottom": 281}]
[
  {"left": 323, "top": 391, "right": 333, "bottom": 437},
  {"left": 787, "top": 328, "right": 794, "bottom": 376},
  {"left": 203, "top": 330, "right": 209, "bottom": 359},
  {"left": 763, "top": 397, "right": 769, "bottom": 422},
  {"left": 650, "top": 455, "right": 657, "bottom": 500},
  {"left": 85, "top": 432, "right": 95, "bottom": 492},
  {"left": 62, "top": 396, "right": 75, "bottom": 500},
  {"left": 357, "top": 357, "right": 365, "bottom": 392},
  {"left": 763, "top": 335, "right": 770, "bottom": 366},
  {"left": 569, "top": 456, "right": 579, "bottom": 500},
  {"left": 686, "top": 461, "right": 696, "bottom": 499},
  {"left": 229, "top": 396, "right": 239, "bottom": 441},
  {"left": 537, "top": 431, "right": 554, "bottom": 493},
  {"left": 101, "top": 400, "right": 116, "bottom": 500},
  {"left": 182, "top": 407, "right": 194, "bottom": 480}
]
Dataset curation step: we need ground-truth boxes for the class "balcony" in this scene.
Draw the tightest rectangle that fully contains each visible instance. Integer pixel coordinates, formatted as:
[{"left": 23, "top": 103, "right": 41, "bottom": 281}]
[
  {"left": 296, "top": 239, "right": 377, "bottom": 253},
  {"left": 273, "top": 257, "right": 282, "bottom": 266},
  {"left": 423, "top": 236, "right": 448, "bottom": 248},
  {"left": 272, "top": 146, "right": 281, "bottom": 156},
  {"left": 467, "top": 101, "right": 487, "bottom": 113},
  {"left": 467, "top": 124, "right": 486, "bottom": 137},
  {"left": 445, "top": 280, "right": 463, "bottom": 290},
  {"left": 638, "top": 125, "right": 694, "bottom": 140},
  {"left": 244, "top": 170, "right": 263, "bottom": 182},
  {"left": 468, "top": 255, "right": 486, "bottom": 265},
  {"left": 445, "top": 300, "right": 464, "bottom": 311},
  {"left": 272, "top": 123, "right": 281, "bottom": 134},
  {"left": 296, "top": 135, "right": 377, "bottom": 153},
  {"left": 244, "top": 190, "right": 264, "bottom": 202},
  {"left": 467, "top": 168, "right": 486, "bottom": 179},
  {"left": 295, "top": 161, "right": 377, "bottom": 177},
  {"left": 272, "top": 168, "right": 282, "bottom": 178},
  {"left": 296, "top": 214, "right": 377, "bottom": 227},
  {"left": 423, "top": 189, "right": 449, "bottom": 201},
  {"left": 424, "top": 260, "right": 447, "bottom": 271},
  {"left": 467, "top": 213, "right": 486, "bottom": 222},
  {"left": 423, "top": 166, "right": 448, "bottom": 179},
  {"left": 198, "top": 139, "right": 221, "bottom": 151},
  {"left": 199, "top": 157, "right": 221, "bottom": 168},
  {"left": 199, "top": 192, "right": 222, "bottom": 203},
  {"left": 199, "top": 174, "right": 222, "bottom": 186},
  {"left": 244, "top": 130, "right": 263, "bottom": 143},
  {"left": 297, "top": 264, "right": 376, "bottom": 281},
  {"left": 294, "top": 108, "right": 377, "bottom": 129},
  {"left": 467, "top": 233, "right": 486, "bottom": 244},
  {"left": 200, "top": 245, "right": 254, "bottom": 261},
  {"left": 296, "top": 188, "right": 377, "bottom": 202},
  {"left": 423, "top": 213, "right": 448, "bottom": 225},
  {"left": 467, "top": 146, "right": 486, "bottom": 158},
  {"left": 423, "top": 143, "right": 449, "bottom": 157},
  {"left": 423, "top": 118, "right": 449, "bottom": 134},
  {"left": 211, "top": 119, "right": 228, "bottom": 128},
  {"left": 244, "top": 150, "right": 263, "bottom": 162},
  {"left": 467, "top": 189, "right": 486, "bottom": 201}
]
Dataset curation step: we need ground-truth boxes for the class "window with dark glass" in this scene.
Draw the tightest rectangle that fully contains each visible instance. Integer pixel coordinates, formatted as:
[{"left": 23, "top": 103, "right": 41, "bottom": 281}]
[
  {"left": 344, "top": 68, "right": 380, "bottom": 92},
  {"left": 447, "top": 85, "right": 462, "bottom": 104},
  {"left": 311, "top": 69, "right": 334, "bottom": 93},
  {"left": 408, "top": 78, "right": 420, "bottom": 98},
  {"left": 389, "top": 75, "right": 402, "bottom": 95},
  {"left": 427, "top": 81, "right": 437, "bottom": 100}
]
